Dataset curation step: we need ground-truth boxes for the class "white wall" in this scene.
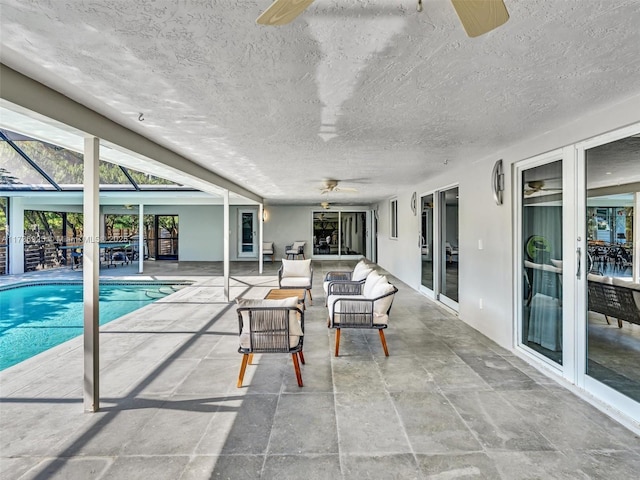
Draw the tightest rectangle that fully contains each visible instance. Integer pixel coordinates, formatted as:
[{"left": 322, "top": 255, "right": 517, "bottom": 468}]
[
  {"left": 176, "top": 206, "right": 223, "bottom": 261},
  {"left": 376, "top": 91, "right": 640, "bottom": 350},
  {"left": 263, "top": 205, "right": 314, "bottom": 260}
]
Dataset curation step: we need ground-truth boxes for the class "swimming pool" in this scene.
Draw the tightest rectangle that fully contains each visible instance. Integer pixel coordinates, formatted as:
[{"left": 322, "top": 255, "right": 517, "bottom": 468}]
[{"left": 0, "top": 281, "right": 190, "bottom": 371}]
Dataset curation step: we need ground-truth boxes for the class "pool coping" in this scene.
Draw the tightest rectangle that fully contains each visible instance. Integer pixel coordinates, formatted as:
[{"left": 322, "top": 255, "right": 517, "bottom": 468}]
[{"left": 0, "top": 279, "right": 194, "bottom": 292}]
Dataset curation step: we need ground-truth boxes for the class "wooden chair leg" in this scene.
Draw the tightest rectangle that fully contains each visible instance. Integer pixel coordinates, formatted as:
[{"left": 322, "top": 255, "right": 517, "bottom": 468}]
[
  {"left": 604, "top": 315, "right": 611, "bottom": 325},
  {"left": 617, "top": 319, "right": 623, "bottom": 328},
  {"left": 378, "top": 329, "right": 389, "bottom": 357},
  {"left": 237, "top": 354, "right": 249, "bottom": 388},
  {"left": 334, "top": 328, "right": 341, "bottom": 357},
  {"left": 307, "top": 289, "right": 313, "bottom": 304},
  {"left": 248, "top": 353, "right": 254, "bottom": 364},
  {"left": 298, "top": 351, "right": 305, "bottom": 365},
  {"left": 292, "top": 353, "right": 303, "bottom": 387}
]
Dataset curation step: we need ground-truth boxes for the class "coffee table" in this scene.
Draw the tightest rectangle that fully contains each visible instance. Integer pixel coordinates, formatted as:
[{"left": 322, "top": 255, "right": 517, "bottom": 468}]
[{"left": 264, "top": 288, "right": 307, "bottom": 309}]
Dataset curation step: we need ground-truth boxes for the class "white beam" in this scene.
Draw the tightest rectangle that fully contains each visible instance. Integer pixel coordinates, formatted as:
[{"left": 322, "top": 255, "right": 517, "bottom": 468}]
[
  {"left": 224, "top": 190, "right": 230, "bottom": 302},
  {"left": 83, "top": 136, "right": 100, "bottom": 412},
  {"left": 138, "top": 204, "right": 144, "bottom": 274},
  {"left": 8, "top": 197, "right": 24, "bottom": 274},
  {"left": 258, "top": 204, "right": 264, "bottom": 274}
]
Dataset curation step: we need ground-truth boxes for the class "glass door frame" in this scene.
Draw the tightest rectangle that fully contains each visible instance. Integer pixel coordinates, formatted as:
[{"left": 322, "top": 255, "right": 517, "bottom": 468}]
[
  {"left": 438, "top": 185, "right": 459, "bottom": 311},
  {"left": 153, "top": 214, "right": 179, "bottom": 260},
  {"left": 575, "top": 123, "right": 640, "bottom": 419},
  {"left": 310, "top": 208, "right": 370, "bottom": 260},
  {"left": 238, "top": 208, "right": 258, "bottom": 258},
  {"left": 417, "top": 186, "right": 458, "bottom": 311},
  {"left": 514, "top": 148, "right": 577, "bottom": 380},
  {"left": 419, "top": 191, "right": 437, "bottom": 300}
]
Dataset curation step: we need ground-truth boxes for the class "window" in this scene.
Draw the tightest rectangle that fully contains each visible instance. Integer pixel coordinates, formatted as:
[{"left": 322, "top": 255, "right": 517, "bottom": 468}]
[{"left": 390, "top": 198, "right": 398, "bottom": 239}]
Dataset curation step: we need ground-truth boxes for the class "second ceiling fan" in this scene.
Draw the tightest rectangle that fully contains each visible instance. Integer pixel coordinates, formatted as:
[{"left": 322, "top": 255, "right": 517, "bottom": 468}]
[
  {"left": 257, "top": 0, "right": 509, "bottom": 38},
  {"left": 320, "top": 179, "right": 358, "bottom": 194}
]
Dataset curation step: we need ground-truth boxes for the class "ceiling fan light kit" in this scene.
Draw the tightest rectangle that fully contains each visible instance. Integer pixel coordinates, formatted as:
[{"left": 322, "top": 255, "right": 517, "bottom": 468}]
[{"left": 257, "top": 0, "right": 509, "bottom": 37}]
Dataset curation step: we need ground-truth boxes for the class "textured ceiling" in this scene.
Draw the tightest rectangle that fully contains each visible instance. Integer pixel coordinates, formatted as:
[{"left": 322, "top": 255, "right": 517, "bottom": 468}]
[{"left": 1, "top": 0, "right": 640, "bottom": 205}]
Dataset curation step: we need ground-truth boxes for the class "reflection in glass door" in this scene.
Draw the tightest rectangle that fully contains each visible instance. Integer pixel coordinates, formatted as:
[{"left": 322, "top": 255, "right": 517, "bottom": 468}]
[
  {"left": 421, "top": 194, "right": 434, "bottom": 292},
  {"left": 313, "top": 211, "right": 367, "bottom": 257},
  {"left": 238, "top": 209, "right": 257, "bottom": 257},
  {"left": 439, "top": 187, "right": 459, "bottom": 308},
  {"left": 520, "top": 160, "right": 563, "bottom": 365},
  {"left": 155, "top": 215, "right": 179, "bottom": 260},
  {"left": 585, "top": 135, "right": 640, "bottom": 403}
]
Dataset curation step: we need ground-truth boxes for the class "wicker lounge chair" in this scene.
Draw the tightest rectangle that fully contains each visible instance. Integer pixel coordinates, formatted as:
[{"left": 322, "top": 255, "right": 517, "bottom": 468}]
[{"left": 236, "top": 297, "right": 305, "bottom": 387}]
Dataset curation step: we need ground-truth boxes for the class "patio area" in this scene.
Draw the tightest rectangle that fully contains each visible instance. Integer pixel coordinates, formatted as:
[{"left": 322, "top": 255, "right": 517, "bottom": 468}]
[{"left": 1, "top": 261, "right": 640, "bottom": 479}]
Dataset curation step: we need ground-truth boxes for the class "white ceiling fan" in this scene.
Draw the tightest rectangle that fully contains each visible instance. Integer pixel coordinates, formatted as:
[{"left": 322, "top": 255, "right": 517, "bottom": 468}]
[
  {"left": 256, "top": 0, "right": 510, "bottom": 38},
  {"left": 320, "top": 179, "right": 359, "bottom": 194},
  {"left": 524, "top": 180, "right": 562, "bottom": 196}
]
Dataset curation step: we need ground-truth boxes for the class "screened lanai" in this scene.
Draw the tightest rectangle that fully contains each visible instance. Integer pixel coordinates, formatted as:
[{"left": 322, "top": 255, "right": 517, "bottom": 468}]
[{"left": 0, "top": 128, "right": 200, "bottom": 274}]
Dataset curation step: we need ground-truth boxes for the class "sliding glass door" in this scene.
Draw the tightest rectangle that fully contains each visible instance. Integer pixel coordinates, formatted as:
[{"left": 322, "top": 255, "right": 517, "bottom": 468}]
[
  {"left": 439, "top": 187, "right": 459, "bottom": 309},
  {"left": 519, "top": 159, "right": 564, "bottom": 365},
  {"left": 584, "top": 134, "right": 640, "bottom": 404},
  {"left": 515, "top": 126, "right": 640, "bottom": 426},
  {"left": 313, "top": 210, "right": 367, "bottom": 258},
  {"left": 238, "top": 209, "right": 257, "bottom": 257},
  {"left": 420, "top": 194, "right": 434, "bottom": 294}
]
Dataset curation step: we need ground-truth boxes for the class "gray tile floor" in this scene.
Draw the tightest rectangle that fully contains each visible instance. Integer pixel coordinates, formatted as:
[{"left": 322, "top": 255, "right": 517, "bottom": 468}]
[{"left": 2, "top": 260, "right": 640, "bottom": 479}]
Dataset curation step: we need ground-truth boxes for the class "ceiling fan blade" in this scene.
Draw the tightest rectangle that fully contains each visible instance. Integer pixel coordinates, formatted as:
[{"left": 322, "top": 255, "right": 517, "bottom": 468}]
[
  {"left": 336, "top": 187, "right": 358, "bottom": 193},
  {"left": 256, "top": 0, "right": 315, "bottom": 26},
  {"left": 450, "top": 0, "right": 509, "bottom": 38}
]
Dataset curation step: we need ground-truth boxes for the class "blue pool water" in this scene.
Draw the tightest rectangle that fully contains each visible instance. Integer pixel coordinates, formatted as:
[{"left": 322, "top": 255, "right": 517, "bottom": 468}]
[{"left": 0, "top": 282, "right": 187, "bottom": 370}]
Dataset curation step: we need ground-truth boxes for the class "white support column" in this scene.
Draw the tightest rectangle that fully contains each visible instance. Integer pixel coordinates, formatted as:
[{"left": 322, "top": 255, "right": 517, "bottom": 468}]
[
  {"left": 259, "top": 204, "right": 264, "bottom": 274},
  {"left": 138, "top": 204, "right": 144, "bottom": 274},
  {"left": 8, "top": 197, "right": 25, "bottom": 274},
  {"left": 634, "top": 192, "right": 639, "bottom": 283},
  {"left": 83, "top": 136, "right": 100, "bottom": 413},
  {"left": 223, "top": 190, "right": 230, "bottom": 302}
]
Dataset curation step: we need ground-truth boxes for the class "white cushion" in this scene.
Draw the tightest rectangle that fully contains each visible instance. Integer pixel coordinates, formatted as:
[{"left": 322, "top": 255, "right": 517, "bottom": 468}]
[
  {"left": 363, "top": 270, "right": 384, "bottom": 297},
  {"left": 263, "top": 242, "right": 274, "bottom": 253},
  {"left": 327, "top": 294, "right": 389, "bottom": 326},
  {"left": 612, "top": 277, "right": 640, "bottom": 307},
  {"left": 525, "top": 260, "right": 561, "bottom": 274},
  {"left": 281, "top": 259, "right": 311, "bottom": 277},
  {"left": 371, "top": 280, "right": 396, "bottom": 316},
  {"left": 352, "top": 266, "right": 372, "bottom": 282},
  {"left": 541, "top": 263, "right": 562, "bottom": 274},
  {"left": 588, "top": 274, "right": 613, "bottom": 284},
  {"left": 286, "top": 241, "right": 305, "bottom": 253},
  {"left": 351, "top": 259, "right": 368, "bottom": 277},
  {"left": 327, "top": 294, "right": 365, "bottom": 324},
  {"left": 236, "top": 297, "right": 302, "bottom": 348},
  {"left": 280, "top": 277, "right": 311, "bottom": 288}
]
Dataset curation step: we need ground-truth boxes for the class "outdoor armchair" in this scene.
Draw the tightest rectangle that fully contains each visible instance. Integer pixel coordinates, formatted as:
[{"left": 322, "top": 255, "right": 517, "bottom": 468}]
[
  {"left": 323, "top": 259, "right": 372, "bottom": 297},
  {"left": 326, "top": 270, "right": 398, "bottom": 357},
  {"left": 278, "top": 258, "right": 313, "bottom": 303},
  {"left": 263, "top": 241, "right": 275, "bottom": 262},
  {"left": 236, "top": 297, "right": 305, "bottom": 387},
  {"left": 285, "top": 241, "right": 306, "bottom": 259}
]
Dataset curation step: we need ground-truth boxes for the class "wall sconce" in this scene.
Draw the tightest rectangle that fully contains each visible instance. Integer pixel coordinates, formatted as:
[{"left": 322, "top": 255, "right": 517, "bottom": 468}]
[
  {"left": 262, "top": 209, "right": 269, "bottom": 222},
  {"left": 410, "top": 192, "right": 417, "bottom": 215},
  {"left": 491, "top": 159, "right": 505, "bottom": 205}
]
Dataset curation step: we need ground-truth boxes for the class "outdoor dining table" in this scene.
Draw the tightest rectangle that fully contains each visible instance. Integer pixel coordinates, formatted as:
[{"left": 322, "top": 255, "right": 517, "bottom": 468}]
[{"left": 58, "top": 242, "right": 132, "bottom": 269}]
